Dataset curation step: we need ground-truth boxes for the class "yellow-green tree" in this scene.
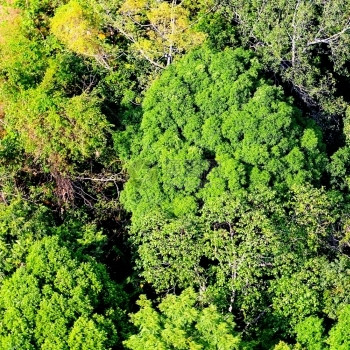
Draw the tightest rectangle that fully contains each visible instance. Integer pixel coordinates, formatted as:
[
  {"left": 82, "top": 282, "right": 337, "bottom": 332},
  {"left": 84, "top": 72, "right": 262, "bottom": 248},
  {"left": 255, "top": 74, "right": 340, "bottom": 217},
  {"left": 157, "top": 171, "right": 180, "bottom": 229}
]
[
  {"left": 51, "top": 0, "right": 110, "bottom": 69},
  {"left": 5, "top": 89, "right": 110, "bottom": 171},
  {"left": 0, "top": 2, "right": 47, "bottom": 89},
  {"left": 102, "top": 0, "right": 209, "bottom": 68}
]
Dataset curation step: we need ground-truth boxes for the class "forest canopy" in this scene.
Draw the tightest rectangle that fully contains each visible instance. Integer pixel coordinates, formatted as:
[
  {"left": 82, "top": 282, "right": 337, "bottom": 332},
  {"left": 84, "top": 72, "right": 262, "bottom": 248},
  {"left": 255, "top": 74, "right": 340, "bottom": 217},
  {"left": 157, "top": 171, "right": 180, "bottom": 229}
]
[{"left": 0, "top": 0, "right": 350, "bottom": 349}]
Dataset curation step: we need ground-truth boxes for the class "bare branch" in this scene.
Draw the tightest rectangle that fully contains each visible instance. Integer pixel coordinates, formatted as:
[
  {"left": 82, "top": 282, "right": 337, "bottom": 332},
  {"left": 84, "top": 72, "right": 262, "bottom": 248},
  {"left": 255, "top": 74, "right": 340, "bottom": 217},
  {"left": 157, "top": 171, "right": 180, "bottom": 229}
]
[
  {"left": 307, "top": 19, "right": 350, "bottom": 46},
  {"left": 291, "top": 0, "right": 301, "bottom": 67}
]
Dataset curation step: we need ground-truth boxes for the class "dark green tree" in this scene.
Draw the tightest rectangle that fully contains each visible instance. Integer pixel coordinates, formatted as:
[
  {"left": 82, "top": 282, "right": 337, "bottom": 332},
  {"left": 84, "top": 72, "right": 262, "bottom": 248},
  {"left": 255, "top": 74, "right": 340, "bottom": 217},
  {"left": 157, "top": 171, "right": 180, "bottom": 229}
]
[
  {"left": 220, "top": 0, "right": 350, "bottom": 115},
  {"left": 120, "top": 47, "right": 337, "bottom": 336}
]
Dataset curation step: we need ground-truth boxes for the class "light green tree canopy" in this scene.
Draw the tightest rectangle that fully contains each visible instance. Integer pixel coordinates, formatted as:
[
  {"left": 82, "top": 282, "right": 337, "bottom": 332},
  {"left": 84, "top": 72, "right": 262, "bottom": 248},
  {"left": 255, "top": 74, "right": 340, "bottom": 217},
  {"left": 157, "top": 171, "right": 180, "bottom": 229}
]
[
  {"left": 0, "top": 235, "right": 128, "bottom": 349},
  {"left": 124, "top": 288, "right": 242, "bottom": 350},
  {"left": 4, "top": 89, "right": 111, "bottom": 171}
]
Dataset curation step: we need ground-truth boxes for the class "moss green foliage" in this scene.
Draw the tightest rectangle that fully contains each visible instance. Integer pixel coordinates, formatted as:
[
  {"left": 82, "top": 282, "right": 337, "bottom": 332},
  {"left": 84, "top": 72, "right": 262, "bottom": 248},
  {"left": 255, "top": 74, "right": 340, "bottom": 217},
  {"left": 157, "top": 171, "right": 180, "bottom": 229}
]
[{"left": 1, "top": 0, "right": 350, "bottom": 348}]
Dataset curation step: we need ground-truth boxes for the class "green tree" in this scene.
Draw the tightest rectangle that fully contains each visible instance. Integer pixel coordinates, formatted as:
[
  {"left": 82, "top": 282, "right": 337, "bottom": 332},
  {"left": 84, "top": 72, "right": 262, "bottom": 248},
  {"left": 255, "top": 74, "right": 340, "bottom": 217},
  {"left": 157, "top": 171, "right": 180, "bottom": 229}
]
[
  {"left": 295, "top": 316, "right": 325, "bottom": 350},
  {"left": 51, "top": 0, "right": 111, "bottom": 69},
  {"left": 271, "top": 255, "right": 350, "bottom": 332},
  {"left": 327, "top": 305, "right": 350, "bottom": 350},
  {"left": 87, "top": 0, "right": 209, "bottom": 68},
  {"left": 120, "top": 47, "right": 336, "bottom": 334},
  {"left": 0, "top": 198, "right": 53, "bottom": 280},
  {"left": 124, "top": 288, "right": 242, "bottom": 350},
  {"left": 4, "top": 89, "right": 111, "bottom": 171},
  {"left": 221, "top": 0, "right": 350, "bottom": 115},
  {"left": 0, "top": 236, "right": 128, "bottom": 349},
  {"left": 122, "top": 47, "right": 326, "bottom": 224},
  {"left": 0, "top": 1, "right": 48, "bottom": 90}
]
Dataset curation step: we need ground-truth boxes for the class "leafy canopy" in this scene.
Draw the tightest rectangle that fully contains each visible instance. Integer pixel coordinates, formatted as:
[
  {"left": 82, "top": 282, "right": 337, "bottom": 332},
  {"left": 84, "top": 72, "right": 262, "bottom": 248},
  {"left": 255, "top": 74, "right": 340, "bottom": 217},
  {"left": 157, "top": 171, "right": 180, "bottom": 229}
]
[
  {"left": 120, "top": 48, "right": 333, "bottom": 331},
  {"left": 223, "top": 0, "right": 350, "bottom": 114},
  {"left": 122, "top": 47, "right": 326, "bottom": 224},
  {"left": 0, "top": 236, "right": 128, "bottom": 350},
  {"left": 124, "top": 288, "right": 242, "bottom": 350}
]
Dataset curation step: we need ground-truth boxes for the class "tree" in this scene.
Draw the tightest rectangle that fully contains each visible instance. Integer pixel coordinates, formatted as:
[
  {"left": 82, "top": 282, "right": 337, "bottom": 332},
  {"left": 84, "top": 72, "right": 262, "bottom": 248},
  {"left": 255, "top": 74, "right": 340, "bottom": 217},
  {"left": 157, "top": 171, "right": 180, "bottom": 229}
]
[
  {"left": 4, "top": 89, "right": 110, "bottom": 171},
  {"left": 327, "top": 305, "right": 350, "bottom": 350},
  {"left": 122, "top": 47, "right": 326, "bottom": 223},
  {"left": 124, "top": 288, "right": 242, "bottom": 350},
  {"left": 295, "top": 316, "right": 325, "bottom": 350},
  {"left": 0, "top": 1, "right": 48, "bottom": 90},
  {"left": 0, "top": 0, "right": 137, "bottom": 211},
  {"left": 86, "top": 0, "right": 210, "bottom": 69},
  {"left": 0, "top": 236, "right": 128, "bottom": 349},
  {"left": 221, "top": 0, "right": 350, "bottom": 115},
  {"left": 120, "top": 47, "right": 334, "bottom": 332},
  {"left": 0, "top": 1, "right": 113, "bottom": 175},
  {"left": 0, "top": 198, "right": 53, "bottom": 280},
  {"left": 51, "top": 0, "right": 111, "bottom": 69},
  {"left": 275, "top": 306, "right": 350, "bottom": 349},
  {"left": 271, "top": 255, "right": 350, "bottom": 333}
]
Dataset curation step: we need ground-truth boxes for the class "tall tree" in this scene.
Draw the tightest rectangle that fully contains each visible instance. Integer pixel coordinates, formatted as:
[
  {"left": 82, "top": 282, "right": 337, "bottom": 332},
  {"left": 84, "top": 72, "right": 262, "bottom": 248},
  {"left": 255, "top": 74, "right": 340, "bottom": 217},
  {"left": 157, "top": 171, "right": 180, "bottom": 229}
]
[
  {"left": 120, "top": 48, "right": 340, "bottom": 337},
  {"left": 88, "top": 0, "right": 210, "bottom": 68}
]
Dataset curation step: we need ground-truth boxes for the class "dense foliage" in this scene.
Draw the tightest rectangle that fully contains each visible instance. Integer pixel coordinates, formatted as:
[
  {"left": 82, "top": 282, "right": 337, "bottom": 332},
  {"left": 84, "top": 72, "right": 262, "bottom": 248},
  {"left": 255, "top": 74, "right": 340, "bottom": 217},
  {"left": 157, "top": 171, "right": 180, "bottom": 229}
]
[
  {"left": 124, "top": 288, "right": 242, "bottom": 350},
  {"left": 0, "top": 236, "right": 127, "bottom": 349},
  {"left": 0, "top": 0, "right": 350, "bottom": 348}
]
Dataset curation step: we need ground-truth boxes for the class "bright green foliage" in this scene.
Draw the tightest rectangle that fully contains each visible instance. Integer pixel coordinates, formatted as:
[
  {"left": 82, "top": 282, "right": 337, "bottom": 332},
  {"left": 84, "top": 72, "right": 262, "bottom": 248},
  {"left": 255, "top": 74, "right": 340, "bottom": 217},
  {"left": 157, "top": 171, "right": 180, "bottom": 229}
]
[
  {"left": 120, "top": 48, "right": 343, "bottom": 336},
  {"left": 117, "top": 44, "right": 350, "bottom": 346},
  {"left": 295, "top": 316, "right": 325, "bottom": 350},
  {"left": 273, "top": 342, "right": 292, "bottom": 350},
  {"left": 51, "top": 0, "right": 100, "bottom": 56},
  {"left": 0, "top": 236, "right": 127, "bottom": 349},
  {"left": 327, "top": 305, "right": 350, "bottom": 350},
  {"left": 329, "top": 147, "right": 350, "bottom": 190},
  {"left": 0, "top": 1, "right": 114, "bottom": 174},
  {"left": 197, "top": 11, "right": 237, "bottom": 51},
  {"left": 130, "top": 184, "right": 343, "bottom": 330},
  {"left": 0, "top": 131, "right": 23, "bottom": 173},
  {"left": 0, "top": 195, "right": 111, "bottom": 280},
  {"left": 67, "top": 315, "right": 117, "bottom": 350},
  {"left": 0, "top": 3, "right": 48, "bottom": 90},
  {"left": 0, "top": 198, "right": 53, "bottom": 280},
  {"left": 131, "top": 213, "right": 206, "bottom": 290},
  {"left": 124, "top": 288, "right": 242, "bottom": 350}
]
